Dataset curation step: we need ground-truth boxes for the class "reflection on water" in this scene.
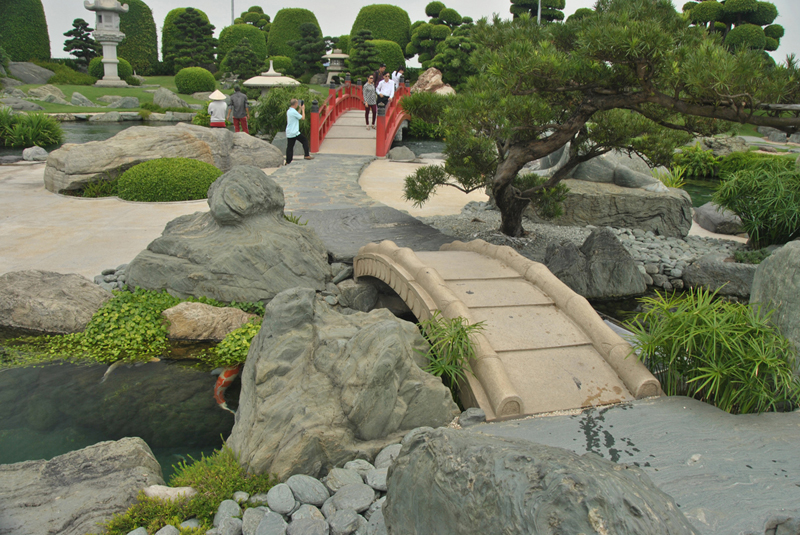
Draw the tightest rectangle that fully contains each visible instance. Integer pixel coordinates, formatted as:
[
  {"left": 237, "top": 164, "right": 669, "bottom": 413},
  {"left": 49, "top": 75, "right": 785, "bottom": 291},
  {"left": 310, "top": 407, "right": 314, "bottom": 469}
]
[
  {"left": 683, "top": 179, "right": 719, "bottom": 207},
  {"left": 0, "top": 328, "right": 236, "bottom": 479}
]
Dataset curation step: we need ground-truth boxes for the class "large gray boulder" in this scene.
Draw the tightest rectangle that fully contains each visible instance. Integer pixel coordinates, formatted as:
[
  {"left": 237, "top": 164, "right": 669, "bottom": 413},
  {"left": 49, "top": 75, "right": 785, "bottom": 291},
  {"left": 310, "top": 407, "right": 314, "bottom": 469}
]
[
  {"left": 682, "top": 253, "right": 756, "bottom": 298},
  {"left": 383, "top": 428, "right": 699, "bottom": 535},
  {"left": 696, "top": 136, "right": 749, "bottom": 157},
  {"left": 0, "top": 97, "right": 44, "bottom": 111},
  {"left": 2, "top": 87, "right": 27, "bottom": 99},
  {"left": 70, "top": 92, "right": 94, "bottom": 107},
  {"left": 7, "top": 61, "right": 54, "bottom": 85},
  {"left": 0, "top": 76, "right": 23, "bottom": 89},
  {"left": 0, "top": 437, "right": 164, "bottom": 535},
  {"left": 126, "top": 166, "right": 330, "bottom": 303},
  {"left": 228, "top": 287, "right": 460, "bottom": 480},
  {"left": 43, "top": 123, "right": 284, "bottom": 193},
  {"left": 28, "top": 84, "right": 66, "bottom": 100},
  {"left": 154, "top": 87, "right": 189, "bottom": 109},
  {"left": 693, "top": 202, "right": 743, "bottom": 235},
  {"left": 0, "top": 270, "right": 112, "bottom": 333},
  {"left": 570, "top": 150, "right": 665, "bottom": 190},
  {"left": 750, "top": 241, "right": 800, "bottom": 352},
  {"left": 545, "top": 228, "right": 647, "bottom": 298},
  {"left": 526, "top": 179, "right": 693, "bottom": 238}
]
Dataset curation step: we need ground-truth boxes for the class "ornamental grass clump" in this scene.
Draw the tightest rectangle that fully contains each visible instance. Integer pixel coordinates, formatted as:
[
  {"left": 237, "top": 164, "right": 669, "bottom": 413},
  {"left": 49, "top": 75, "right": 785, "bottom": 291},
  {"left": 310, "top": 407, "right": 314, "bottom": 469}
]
[
  {"left": 713, "top": 161, "right": 800, "bottom": 247},
  {"left": 116, "top": 158, "right": 222, "bottom": 202},
  {"left": 0, "top": 108, "right": 63, "bottom": 148},
  {"left": 625, "top": 287, "right": 800, "bottom": 414}
]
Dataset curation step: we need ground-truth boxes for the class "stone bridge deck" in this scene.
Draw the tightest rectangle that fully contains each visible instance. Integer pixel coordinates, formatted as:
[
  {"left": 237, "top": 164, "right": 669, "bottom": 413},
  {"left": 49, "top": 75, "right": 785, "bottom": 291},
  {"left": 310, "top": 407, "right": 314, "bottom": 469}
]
[{"left": 354, "top": 239, "right": 662, "bottom": 420}]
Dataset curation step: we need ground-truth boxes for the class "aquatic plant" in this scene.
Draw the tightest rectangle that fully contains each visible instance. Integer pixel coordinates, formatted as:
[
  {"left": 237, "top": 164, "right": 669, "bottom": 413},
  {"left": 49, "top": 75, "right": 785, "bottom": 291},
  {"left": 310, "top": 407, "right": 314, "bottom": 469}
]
[{"left": 199, "top": 319, "right": 261, "bottom": 368}]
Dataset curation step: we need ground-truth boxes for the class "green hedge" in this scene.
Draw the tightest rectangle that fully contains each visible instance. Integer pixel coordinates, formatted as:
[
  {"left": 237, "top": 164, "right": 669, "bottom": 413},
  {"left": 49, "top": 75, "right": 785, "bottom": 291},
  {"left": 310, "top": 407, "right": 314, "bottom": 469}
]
[
  {"left": 370, "top": 40, "right": 405, "bottom": 73},
  {"left": 31, "top": 60, "right": 95, "bottom": 85},
  {"left": 349, "top": 5, "right": 412, "bottom": 52},
  {"left": 267, "top": 8, "right": 321, "bottom": 59},
  {"left": 88, "top": 57, "right": 133, "bottom": 80},
  {"left": 117, "top": 158, "right": 223, "bottom": 202},
  {"left": 174, "top": 67, "right": 216, "bottom": 94},
  {"left": 718, "top": 151, "right": 796, "bottom": 176},
  {"left": 162, "top": 7, "right": 210, "bottom": 72},
  {"left": 0, "top": 0, "right": 50, "bottom": 61},
  {"left": 218, "top": 24, "right": 267, "bottom": 63},
  {"left": 118, "top": 0, "right": 158, "bottom": 75}
]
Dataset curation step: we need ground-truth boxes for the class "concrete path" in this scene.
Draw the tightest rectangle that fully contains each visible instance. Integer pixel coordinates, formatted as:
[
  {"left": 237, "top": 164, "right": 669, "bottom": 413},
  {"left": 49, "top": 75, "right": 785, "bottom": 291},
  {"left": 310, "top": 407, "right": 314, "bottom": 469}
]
[
  {"left": 318, "top": 110, "right": 376, "bottom": 156},
  {"left": 473, "top": 396, "right": 800, "bottom": 535}
]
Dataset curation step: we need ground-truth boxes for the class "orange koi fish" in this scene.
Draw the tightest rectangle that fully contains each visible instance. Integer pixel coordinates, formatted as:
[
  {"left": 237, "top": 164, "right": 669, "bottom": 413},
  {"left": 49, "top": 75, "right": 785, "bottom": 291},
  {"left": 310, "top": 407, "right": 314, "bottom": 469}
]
[{"left": 213, "top": 365, "right": 242, "bottom": 414}]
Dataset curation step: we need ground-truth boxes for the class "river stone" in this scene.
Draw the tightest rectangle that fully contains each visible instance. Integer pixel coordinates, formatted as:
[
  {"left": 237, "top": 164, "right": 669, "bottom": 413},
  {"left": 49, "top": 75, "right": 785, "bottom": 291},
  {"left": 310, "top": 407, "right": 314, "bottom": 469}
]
[
  {"left": 0, "top": 97, "right": 44, "bottom": 111},
  {"left": 267, "top": 483, "right": 297, "bottom": 514},
  {"left": 683, "top": 253, "right": 756, "bottom": 298},
  {"left": 387, "top": 146, "right": 416, "bottom": 162},
  {"left": 162, "top": 302, "right": 259, "bottom": 341},
  {"left": 255, "top": 511, "right": 287, "bottom": 535},
  {"left": 214, "top": 499, "right": 243, "bottom": 526},
  {"left": 328, "top": 509, "right": 363, "bottom": 535},
  {"left": 0, "top": 270, "right": 112, "bottom": 333},
  {"left": 343, "top": 460, "right": 375, "bottom": 479},
  {"left": 331, "top": 484, "right": 376, "bottom": 513},
  {"left": 27, "top": 83, "right": 65, "bottom": 100},
  {"left": 292, "top": 504, "right": 325, "bottom": 522},
  {"left": 365, "top": 468, "right": 388, "bottom": 492},
  {"left": 116, "top": 96, "right": 141, "bottom": 109},
  {"left": 228, "top": 287, "right": 459, "bottom": 480},
  {"left": 219, "top": 517, "right": 244, "bottom": 535},
  {"left": 365, "top": 509, "right": 387, "bottom": 535},
  {"left": 287, "top": 474, "right": 330, "bottom": 506},
  {"left": 142, "top": 484, "right": 197, "bottom": 501},
  {"left": 374, "top": 444, "right": 402, "bottom": 469},
  {"left": 126, "top": 167, "right": 330, "bottom": 303},
  {"left": 8, "top": 62, "right": 54, "bottom": 84},
  {"left": 22, "top": 145, "right": 48, "bottom": 161},
  {"left": 287, "top": 517, "right": 330, "bottom": 535},
  {"left": 89, "top": 111, "right": 122, "bottom": 122},
  {"left": 325, "top": 468, "right": 365, "bottom": 494},
  {"left": 526, "top": 179, "right": 693, "bottom": 238},
  {"left": 154, "top": 87, "right": 189, "bottom": 109},
  {"left": 750, "top": 241, "right": 800, "bottom": 353},
  {"left": 243, "top": 507, "right": 267, "bottom": 535},
  {"left": 71, "top": 92, "right": 94, "bottom": 107},
  {"left": 693, "top": 202, "right": 743, "bottom": 235},
  {"left": 44, "top": 123, "right": 284, "bottom": 193},
  {"left": 234, "top": 491, "right": 250, "bottom": 503},
  {"left": 155, "top": 526, "right": 180, "bottom": 535},
  {"left": 129, "top": 528, "right": 149, "bottom": 535},
  {"left": 0, "top": 437, "right": 164, "bottom": 535},
  {"left": 365, "top": 497, "right": 385, "bottom": 521},
  {"left": 382, "top": 427, "right": 698, "bottom": 535},
  {"left": 336, "top": 279, "right": 378, "bottom": 312}
]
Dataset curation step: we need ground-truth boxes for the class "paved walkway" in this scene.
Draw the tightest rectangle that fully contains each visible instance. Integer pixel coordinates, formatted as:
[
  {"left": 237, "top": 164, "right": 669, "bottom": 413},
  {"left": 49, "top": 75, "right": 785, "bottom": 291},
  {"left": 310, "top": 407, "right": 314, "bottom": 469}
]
[{"left": 318, "top": 110, "right": 377, "bottom": 156}]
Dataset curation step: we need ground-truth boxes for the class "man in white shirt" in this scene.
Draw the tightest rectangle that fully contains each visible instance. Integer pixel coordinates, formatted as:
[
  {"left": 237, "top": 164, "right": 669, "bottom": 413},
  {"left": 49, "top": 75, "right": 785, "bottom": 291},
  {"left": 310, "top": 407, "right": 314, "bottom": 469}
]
[
  {"left": 376, "top": 73, "right": 395, "bottom": 108},
  {"left": 391, "top": 67, "right": 405, "bottom": 90}
]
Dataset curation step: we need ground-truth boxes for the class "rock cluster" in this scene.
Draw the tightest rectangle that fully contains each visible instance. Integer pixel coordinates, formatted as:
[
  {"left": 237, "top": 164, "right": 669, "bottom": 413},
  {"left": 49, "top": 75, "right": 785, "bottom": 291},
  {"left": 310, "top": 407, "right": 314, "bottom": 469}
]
[
  {"left": 228, "top": 287, "right": 460, "bottom": 480},
  {"left": 94, "top": 263, "right": 130, "bottom": 291},
  {"left": 410, "top": 68, "right": 455, "bottom": 95}
]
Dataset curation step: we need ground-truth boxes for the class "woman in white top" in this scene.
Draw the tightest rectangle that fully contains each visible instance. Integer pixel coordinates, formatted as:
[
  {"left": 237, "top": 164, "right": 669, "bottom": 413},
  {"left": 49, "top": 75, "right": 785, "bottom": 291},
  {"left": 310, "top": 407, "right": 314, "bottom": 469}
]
[
  {"left": 207, "top": 90, "right": 228, "bottom": 128},
  {"left": 376, "top": 72, "right": 395, "bottom": 108},
  {"left": 363, "top": 74, "right": 377, "bottom": 130}
]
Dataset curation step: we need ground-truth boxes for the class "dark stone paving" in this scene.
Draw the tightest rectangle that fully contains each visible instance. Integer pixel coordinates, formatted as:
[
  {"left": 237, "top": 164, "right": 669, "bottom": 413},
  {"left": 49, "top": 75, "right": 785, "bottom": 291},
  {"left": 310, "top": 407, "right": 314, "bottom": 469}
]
[
  {"left": 473, "top": 396, "right": 800, "bottom": 535},
  {"left": 270, "top": 154, "right": 453, "bottom": 262}
]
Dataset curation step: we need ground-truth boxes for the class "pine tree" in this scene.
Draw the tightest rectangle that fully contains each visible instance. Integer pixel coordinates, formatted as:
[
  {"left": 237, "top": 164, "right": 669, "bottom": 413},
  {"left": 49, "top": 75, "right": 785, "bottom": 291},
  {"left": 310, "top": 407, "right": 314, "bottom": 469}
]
[
  {"left": 63, "top": 18, "right": 101, "bottom": 68},
  {"left": 164, "top": 7, "right": 217, "bottom": 74},
  {"left": 224, "top": 37, "right": 262, "bottom": 80},
  {"left": 510, "top": 0, "right": 566, "bottom": 22},
  {"left": 288, "top": 23, "right": 326, "bottom": 77},
  {"left": 349, "top": 29, "right": 381, "bottom": 81},
  {"left": 683, "top": 0, "right": 783, "bottom": 52}
]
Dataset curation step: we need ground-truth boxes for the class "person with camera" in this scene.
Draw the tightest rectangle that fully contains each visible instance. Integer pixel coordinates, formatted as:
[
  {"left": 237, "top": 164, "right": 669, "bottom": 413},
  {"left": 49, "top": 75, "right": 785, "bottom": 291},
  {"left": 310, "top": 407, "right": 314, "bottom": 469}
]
[{"left": 285, "top": 98, "right": 314, "bottom": 164}]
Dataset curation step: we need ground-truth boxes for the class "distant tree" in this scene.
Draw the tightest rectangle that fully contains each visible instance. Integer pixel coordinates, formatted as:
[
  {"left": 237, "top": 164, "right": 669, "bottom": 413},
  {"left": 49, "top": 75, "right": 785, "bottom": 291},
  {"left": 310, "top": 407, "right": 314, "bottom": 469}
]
[
  {"left": 63, "top": 18, "right": 101, "bottom": 67},
  {"left": 683, "top": 0, "right": 783, "bottom": 52},
  {"left": 236, "top": 5, "right": 271, "bottom": 39},
  {"left": 224, "top": 37, "right": 262, "bottom": 80},
  {"left": 118, "top": 0, "right": 158, "bottom": 75},
  {"left": 349, "top": 29, "right": 381, "bottom": 81},
  {"left": 163, "top": 7, "right": 217, "bottom": 74},
  {"left": 289, "top": 23, "right": 326, "bottom": 78},
  {"left": 349, "top": 4, "right": 412, "bottom": 53},
  {"left": 407, "top": 2, "right": 471, "bottom": 68},
  {"left": 267, "top": 8, "right": 321, "bottom": 59},
  {"left": 510, "top": 0, "right": 566, "bottom": 22},
  {"left": 0, "top": 0, "right": 50, "bottom": 61},
  {"left": 162, "top": 7, "right": 210, "bottom": 74}
]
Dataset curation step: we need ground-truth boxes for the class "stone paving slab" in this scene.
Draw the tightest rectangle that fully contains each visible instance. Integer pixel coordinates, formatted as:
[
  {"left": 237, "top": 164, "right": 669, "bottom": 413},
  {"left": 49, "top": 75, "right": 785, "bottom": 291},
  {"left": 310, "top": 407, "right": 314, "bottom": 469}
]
[
  {"left": 445, "top": 278, "right": 553, "bottom": 308},
  {"left": 473, "top": 396, "right": 800, "bottom": 535},
  {"left": 469, "top": 304, "right": 592, "bottom": 351},
  {"left": 318, "top": 111, "right": 376, "bottom": 155},
  {"left": 413, "top": 251, "right": 520, "bottom": 280}
]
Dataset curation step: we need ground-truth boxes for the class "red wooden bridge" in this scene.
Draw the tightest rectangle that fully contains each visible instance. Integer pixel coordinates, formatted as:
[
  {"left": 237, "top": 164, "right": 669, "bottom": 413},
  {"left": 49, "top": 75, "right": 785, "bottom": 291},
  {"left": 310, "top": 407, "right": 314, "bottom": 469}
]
[{"left": 309, "top": 79, "right": 411, "bottom": 157}]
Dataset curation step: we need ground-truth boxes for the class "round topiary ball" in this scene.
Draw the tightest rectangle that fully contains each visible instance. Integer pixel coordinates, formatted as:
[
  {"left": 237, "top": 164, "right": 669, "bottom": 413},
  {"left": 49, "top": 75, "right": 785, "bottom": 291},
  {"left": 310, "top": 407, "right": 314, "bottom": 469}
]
[
  {"left": 174, "top": 67, "right": 216, "bottom": 94},
  {"left": 117, "top": 158, "right": 223, "bottom": 202},
  {"left": 725, "top": 23, "right": 766, "bottom": 50},
  {"left": 88, "top": 57, "right": 133, "bottom": 79}
]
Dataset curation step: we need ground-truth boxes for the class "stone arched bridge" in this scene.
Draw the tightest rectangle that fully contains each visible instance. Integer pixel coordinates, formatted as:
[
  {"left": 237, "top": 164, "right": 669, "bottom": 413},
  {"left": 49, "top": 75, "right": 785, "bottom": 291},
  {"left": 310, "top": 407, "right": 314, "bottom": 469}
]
[{"left": 354, "top": 240, "right": 662, "bottom": 421}]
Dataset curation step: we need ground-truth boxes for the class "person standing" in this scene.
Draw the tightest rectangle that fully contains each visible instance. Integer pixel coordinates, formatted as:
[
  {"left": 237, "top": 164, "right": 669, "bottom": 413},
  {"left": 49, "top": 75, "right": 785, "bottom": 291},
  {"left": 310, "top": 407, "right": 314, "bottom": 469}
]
[
  {"left": 363, "top": 74, "right": 377, "bottom": 130},
  {"left": 391, "top": 67, "right": 405, "bottom": 90},
  {"left": 373, "top": 64, "right": 386, "bottom": 89},
  {"left": 376, "top": 72, "right": 395, "bottom": 108},
  {"left": 285, "top": 98, "right": 313, "bottom": 164},
  {"left": 227, "top": 85, "right": 250, "bottom": 134},
  {"left": 207, "top": 90, "right": 228, "bottom": 128}
]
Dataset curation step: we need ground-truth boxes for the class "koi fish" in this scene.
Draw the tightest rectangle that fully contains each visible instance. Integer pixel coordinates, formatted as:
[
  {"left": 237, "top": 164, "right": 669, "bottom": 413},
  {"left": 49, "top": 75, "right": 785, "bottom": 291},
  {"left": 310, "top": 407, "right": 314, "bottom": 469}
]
[{"left": 213, "top": 365, "right": 242, "bottom": 414}]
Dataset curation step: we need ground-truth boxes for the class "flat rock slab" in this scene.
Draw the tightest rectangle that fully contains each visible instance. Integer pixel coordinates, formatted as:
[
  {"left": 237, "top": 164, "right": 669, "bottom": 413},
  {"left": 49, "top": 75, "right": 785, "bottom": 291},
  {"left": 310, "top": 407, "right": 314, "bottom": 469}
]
[
  {"left": 302, "top": 207, "right": 453, "bottom": 263},
  {"left": 472, "top": 396, "right": 800, "bottom": 535}
]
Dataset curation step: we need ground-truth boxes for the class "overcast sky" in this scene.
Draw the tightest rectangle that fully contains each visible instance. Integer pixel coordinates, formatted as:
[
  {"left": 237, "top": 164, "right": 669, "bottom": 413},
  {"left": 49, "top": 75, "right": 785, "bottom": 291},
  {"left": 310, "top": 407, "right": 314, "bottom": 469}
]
[{"left": 41, "top": 0, "right": 800, "bottom": 66}]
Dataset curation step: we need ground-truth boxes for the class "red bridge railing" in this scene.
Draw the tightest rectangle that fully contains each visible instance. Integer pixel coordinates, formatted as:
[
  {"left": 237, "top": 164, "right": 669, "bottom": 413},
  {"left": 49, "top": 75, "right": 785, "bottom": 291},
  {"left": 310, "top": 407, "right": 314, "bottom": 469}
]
[{"left": 309, "top": 77, "right": 411, "bottom": 157}]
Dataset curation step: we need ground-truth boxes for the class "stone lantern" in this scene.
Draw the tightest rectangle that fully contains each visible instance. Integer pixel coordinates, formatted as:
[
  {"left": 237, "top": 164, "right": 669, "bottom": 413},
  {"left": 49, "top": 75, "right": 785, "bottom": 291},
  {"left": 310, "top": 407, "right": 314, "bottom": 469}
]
[
  {"left": 84, "top": 0, "right": 129, "bottom": 87},
  {"left": 322, "top": 49, "right": 349, "bottom": 85},
  {"left": 243, "top": 60, "right": 300, "bottom": 97}
]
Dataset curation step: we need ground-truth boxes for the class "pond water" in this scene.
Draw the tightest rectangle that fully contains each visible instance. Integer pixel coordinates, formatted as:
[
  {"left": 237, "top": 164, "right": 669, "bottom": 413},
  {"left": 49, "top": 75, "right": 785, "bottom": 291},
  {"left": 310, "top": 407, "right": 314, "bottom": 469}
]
[
  {"left": 0, "top": 328, "right": 236, "bottom": 479},
  {"left": 683, "top": 179, "right": 719, "bottom": 207}
]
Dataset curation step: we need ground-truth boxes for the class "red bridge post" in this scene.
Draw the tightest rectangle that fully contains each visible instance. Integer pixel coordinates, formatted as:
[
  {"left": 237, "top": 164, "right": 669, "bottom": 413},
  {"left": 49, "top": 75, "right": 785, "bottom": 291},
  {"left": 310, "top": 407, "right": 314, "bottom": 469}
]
[
  {"left": 376, "top": 103, "right": 387, "bottom": 157},
  {"left": 310, "top": 100, "right": 320, "bottom": 153}
]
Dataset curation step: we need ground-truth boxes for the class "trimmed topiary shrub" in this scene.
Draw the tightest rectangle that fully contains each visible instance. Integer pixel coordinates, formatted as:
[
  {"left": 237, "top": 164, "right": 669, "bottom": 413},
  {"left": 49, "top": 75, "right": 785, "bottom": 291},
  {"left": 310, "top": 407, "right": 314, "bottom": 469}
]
[
  {"left": 336, "top": 35, "right": 351, "bottom": 54},
  {"left": 0, "top": 0, "right": 50, "bottom": 61},
  {"left": 218, "top": 24, "right": 268, "bottom": 65},
  {"left": 267, "top": 8, "right": 321, "bottom": 59},
  {"left": 764, "top": 23, "right": 785, "bottom": 39},
  {"left": 349, "top": 5, "right": 412, "bottom": 52},
  {"left": 725, "top": 24, "right": 767, "bottom": 50},
  {"left": 266, "top": 55, "right": 292, "bottom": 74},
  {"left": 370, "top": 40, "right": 405, "bottom": 73},
  {"left": 161, "top": 7, "right": 210, "bottom": 73},
  {"left": 117, "top": 158, "right": 223, "bottom": 202},
  {"left": 174, "top": 66, "right": 216, "bottom": 94},
  {"left": 118, "top": 0, "right": 158, "bottom": 75},
  {"left": 88, "top": 57, "right": 133, "bottom": 80},
  {"left": 689, "top": 0, "right": 724, "bottom": 24}
]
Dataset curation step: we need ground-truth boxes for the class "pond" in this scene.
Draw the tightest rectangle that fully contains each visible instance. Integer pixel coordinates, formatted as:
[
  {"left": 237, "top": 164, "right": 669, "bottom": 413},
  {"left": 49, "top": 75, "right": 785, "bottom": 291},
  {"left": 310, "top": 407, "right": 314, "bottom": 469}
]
[
  {"left": 0, "top": 327, "right": 236, "bottom": 480},
  {"left": 683, "top": 179, "right": 719, "bottom": 207}
]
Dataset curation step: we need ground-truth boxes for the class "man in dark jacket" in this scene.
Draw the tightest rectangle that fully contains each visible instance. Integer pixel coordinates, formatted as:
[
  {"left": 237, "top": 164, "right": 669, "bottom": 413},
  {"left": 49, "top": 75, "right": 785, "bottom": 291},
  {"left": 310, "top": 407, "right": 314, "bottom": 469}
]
[{"left": 227, "top": 85, "right": 250, "bottom": 134}]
